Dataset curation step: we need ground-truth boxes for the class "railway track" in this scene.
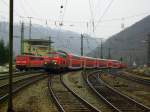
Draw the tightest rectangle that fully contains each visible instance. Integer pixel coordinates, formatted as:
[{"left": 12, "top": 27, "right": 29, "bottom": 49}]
[
  {"left": 117, "top": 72, "right": 150, "bottom": 86},
  {"left": 48, "top": 73, "right": 100, "bottom": 112},
  {"left": 0, "top": 70, "right": 44, "bottom": 80},
  {"left": 85, "top": 71, "right": 150, "bottom": 112},
  {"left": 125, "top": 69, "right": 150, "bottom": 78},
  {"left": 0, "top": 73, "right": 47, "bottom": 102}
]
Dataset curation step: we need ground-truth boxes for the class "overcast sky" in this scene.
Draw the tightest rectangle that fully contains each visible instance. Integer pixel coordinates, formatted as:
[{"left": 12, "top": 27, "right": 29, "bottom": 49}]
[{"left": 1, "top": 0, "right": 150, "bottom": 38}]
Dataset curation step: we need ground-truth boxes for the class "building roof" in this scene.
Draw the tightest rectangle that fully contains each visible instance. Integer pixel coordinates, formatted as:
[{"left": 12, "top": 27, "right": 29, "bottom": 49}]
[
  {"left": 24, "top": 39, "right": 54, "bottom": 45},
  {"left": 32, "top": 45, "right": 49, "bottom": 48}
]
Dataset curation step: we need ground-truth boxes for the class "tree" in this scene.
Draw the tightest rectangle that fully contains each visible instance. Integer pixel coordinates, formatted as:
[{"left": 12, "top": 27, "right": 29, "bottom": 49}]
[
  {"left": 119, "top": 56, "right": 123, "bottom": 62},
  {"left": 4, "top": 43, "right": 9, "bottom": 63},
  {"left": 0, "top": 39, "right": 5, "bottom": 64},
  {"left": 0, "top": 39, "right": 9, "bottom": 65}
]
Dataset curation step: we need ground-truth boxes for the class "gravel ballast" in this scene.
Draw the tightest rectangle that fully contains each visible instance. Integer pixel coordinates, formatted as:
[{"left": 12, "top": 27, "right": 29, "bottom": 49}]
[
  {"left": 63, "top": 71, "right": 112, "bottom": 112},
  {"left": 101, "top": 73, "right": 150, "bottom": 107},
  {"left": 0, "top": 78, "right": 57, "bottom": 112}
]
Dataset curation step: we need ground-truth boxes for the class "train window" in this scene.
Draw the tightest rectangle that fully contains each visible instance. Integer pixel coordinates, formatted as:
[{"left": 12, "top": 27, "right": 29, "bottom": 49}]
[
  {"left": 113, "top": 61, "right": 120, "bottom": 64},
  {"left": 22, "top": 53, "right": 34, "bottom": 55},
  {"left": 59, "top": 53, "right": 67, "bottom": 58},
  {"left": 39, "top": 57, "right": 44, "bottom": 60},
  {"left": 30, "top": 57, "right": 35, "bottom": 60},
  {"left": 33, "top": 48, "right": 36, "bottom": 51},
  {"left": 48, "top": 52, "right": 67, "bottom": 58},
  {"left": 72, "top": 56, "right": 80, "bottom": 59},
  {"left": 30, "top": 57, "right": 43, "bottom": 60}
]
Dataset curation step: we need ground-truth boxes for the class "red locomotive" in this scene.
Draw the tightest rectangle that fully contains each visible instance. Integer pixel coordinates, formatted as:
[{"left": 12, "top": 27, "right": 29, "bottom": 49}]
[
  {"left": 43, "top": 50, "right": 127, "bottom": 71},
  {"left": 16, "top": 53, "right": 45, "bottom": 71}
]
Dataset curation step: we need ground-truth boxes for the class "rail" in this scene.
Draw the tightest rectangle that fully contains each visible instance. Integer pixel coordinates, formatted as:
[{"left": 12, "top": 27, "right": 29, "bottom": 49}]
[
  {"left": 48, "top": 73, "right": 100, "bottom": 112},
  {"left": 85, "top": 70, "right": 150, "bottom": 112}
]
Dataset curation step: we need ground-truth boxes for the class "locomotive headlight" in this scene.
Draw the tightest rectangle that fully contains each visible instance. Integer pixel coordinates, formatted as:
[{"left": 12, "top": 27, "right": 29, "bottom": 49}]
[
  {"left": 52, "top": 60, "right": 57, "bottom": 63},
  {"left": 45, "top": 62, "right": 47, "bottom": 64}
]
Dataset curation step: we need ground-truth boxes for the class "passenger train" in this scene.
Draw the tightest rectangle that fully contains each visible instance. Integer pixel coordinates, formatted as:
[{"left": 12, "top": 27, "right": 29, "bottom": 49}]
[
  {"left": 43, "top": 50, "right": 126, "bottom": 71},
  {"left": 15, "top": 50, "right": 127, "bottom": 71}
]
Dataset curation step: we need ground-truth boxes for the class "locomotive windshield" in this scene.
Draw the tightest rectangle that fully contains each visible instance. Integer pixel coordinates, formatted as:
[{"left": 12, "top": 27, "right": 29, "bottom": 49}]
[
  {"left": 48, "top": 51, "right": 67, "bottom": 58},
  {"left": 48, "top": 52, "right": 59, "bottom": 57}
]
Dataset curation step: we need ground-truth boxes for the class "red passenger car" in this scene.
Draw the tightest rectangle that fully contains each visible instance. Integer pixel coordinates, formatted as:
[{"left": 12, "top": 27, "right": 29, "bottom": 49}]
[
  {"left": 106, "top": 60, "right": 122, "bottom": 68},
  {"left": 96, "top": 59, "right": 108, "bottom": 68},
  {"left": 111, "top": 60, "right": 122, "bottom": 68},
  {"left": 120, "top": 62, "right": 127, "bottom": 68},
  {"left": 68, "top": 54, "right": 82, "bottom": 69},
  {"left": 83, "top": 57, "right": 97, "bottom": 68}
]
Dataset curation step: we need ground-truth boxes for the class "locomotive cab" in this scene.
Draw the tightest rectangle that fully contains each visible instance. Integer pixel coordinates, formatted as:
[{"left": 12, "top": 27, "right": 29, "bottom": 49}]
[{"left": 44, "top": 51, "right": 68, "bottom": 71}]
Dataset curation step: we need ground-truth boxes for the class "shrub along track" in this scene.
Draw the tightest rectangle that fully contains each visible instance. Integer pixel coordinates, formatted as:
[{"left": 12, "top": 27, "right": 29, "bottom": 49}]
[
  {"left": 85, "top": 70, "right": 150, "bottom": 112},
  {"left": 48, "top": 73, "right": 100, "bottom": 112}
]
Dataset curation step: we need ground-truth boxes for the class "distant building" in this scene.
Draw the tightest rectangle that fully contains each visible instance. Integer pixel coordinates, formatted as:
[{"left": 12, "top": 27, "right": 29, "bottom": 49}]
[{"left": 23, "top": 39, "right": 54, "bottom": 56}]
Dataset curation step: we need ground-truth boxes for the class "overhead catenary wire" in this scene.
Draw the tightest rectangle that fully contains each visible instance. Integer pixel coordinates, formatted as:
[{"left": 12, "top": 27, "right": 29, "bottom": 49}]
[
  {"left": 95, "top": 0, "right": 114, "bottom": 30},
  {"left": 56, "top": 0, "right": 69, "bottom": 49},
  {"left": 0, "top": 15, "right": 8, "bottom": 21},
  {"left": 22, "top": 0, "right": 39, "bottom": 17},
  {"left": 88, "top": 0, "right": 94, "bottom": 21},
  {"left": 0, "top": 12, "right": 147, "bottom": 26},
  {"left": 19, "top": 0, "right": 29, "bottom": 16},
  {"left": 1, "top": 0, "right": 8, "bottom": 7},
  {"left": 1, "top": 0, "right": 149, "bottom": 24},
  {"left": 88, "top": 0, "right": 96, "bottom": 35},
  {"left": 61, "top": 0, "right": 68, "bottom": 22},
  {"left": 1, "top": 0, "right": 22, "bottom": 16},
  {"left": 93, "top": 0, "right": 102, "bottom": 19}
]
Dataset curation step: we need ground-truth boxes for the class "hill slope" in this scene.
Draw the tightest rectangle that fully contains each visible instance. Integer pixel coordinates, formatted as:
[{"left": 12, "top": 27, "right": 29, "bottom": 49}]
[
  {"left": 0, "top": 22, "right": 98, "bottom": 56},
  {"left": 89, "top": 15, "right": 150, "bottom": 66}
]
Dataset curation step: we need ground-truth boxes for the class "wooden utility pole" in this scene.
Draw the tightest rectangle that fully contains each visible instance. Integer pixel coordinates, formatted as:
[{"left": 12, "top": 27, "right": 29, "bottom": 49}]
[
  {"left": 28, "top": 17, "right": 32, "bottom": 53},
  {"left": 81, "top": 34, "right": 84, "bottom": 56},
  {"left": 108, "top": 47, "right": 111, "bottom": 59},
  {"left": 80, "top": 34, "right": 85, "bottom": 85},
  {"left": 92, "top": 21, "right": 95, "bottom": 33},
  {"left": 100, "top": 39, "right": 103, "bottom": 59},
  {"left": 8, "top": 0, "right": 14, "bottom": 111},
  {"left": 49, "top": 36, "right": 51, "bottom": 52},
  {"left": 20, "top": 22, "right": 24, "bottom": 54},
  {"left": 107, "top": 40, "right": 112, "bottom": 59},
  {"left": 147, "top": 34, "right": 150, "bottom": 66}
]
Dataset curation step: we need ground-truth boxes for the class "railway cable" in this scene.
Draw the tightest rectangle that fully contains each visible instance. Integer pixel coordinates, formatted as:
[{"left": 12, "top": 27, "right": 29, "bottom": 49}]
[
  {"left": 95, "top": 0, "right": 114, "bottom": 31},
  {"left": 1, "top": 0, "right": 22, "bottom": 17},
  {"left": 22, "top": 0, "right": 39, "bottom": 17},
  {"left": 56, "top": 0, "right": 69, "bottom": 49}
]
